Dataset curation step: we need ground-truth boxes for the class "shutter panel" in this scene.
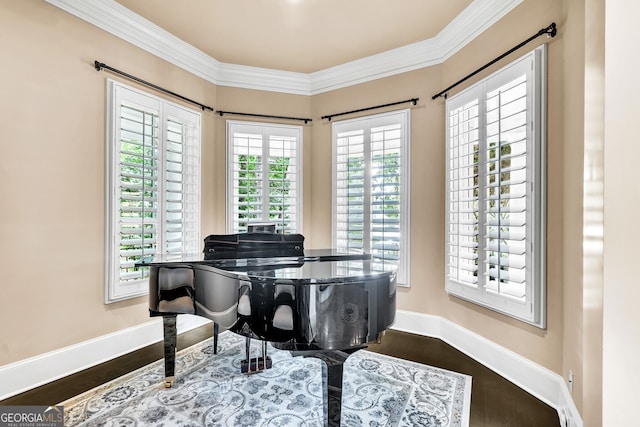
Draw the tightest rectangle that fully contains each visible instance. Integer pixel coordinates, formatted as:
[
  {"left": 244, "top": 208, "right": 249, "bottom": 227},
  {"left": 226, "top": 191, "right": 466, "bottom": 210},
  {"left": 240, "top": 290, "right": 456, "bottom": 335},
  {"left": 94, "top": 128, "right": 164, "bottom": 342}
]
[
  {"left": 335, "top": 129, "right": 365, "bottom": 251},
  {"left": 179, "top": 113, "right": 201, "bottom": 259},
  {"left": 165, "top": 118, "right": 184, "bottom": 255},
  {"left": 232, "top": 132, "right": 264, "bottom": 232},
  {"left": 268, "top": 133, "right": 298, "bottom": 233},
  {"left": 483, "top": 74, "right": 528, "bottom": 301},
  {"left": 118, "top": 104, "right": 159, "bottom": 283},
  {"left": 370, "top": 123, "right": 402, "bottom": 261},
  {"left": 447, "top": 98, "right": 480, "bottom": 287},
  {"left": 163, "top": 113, "right": 200, "bottom": 260}
]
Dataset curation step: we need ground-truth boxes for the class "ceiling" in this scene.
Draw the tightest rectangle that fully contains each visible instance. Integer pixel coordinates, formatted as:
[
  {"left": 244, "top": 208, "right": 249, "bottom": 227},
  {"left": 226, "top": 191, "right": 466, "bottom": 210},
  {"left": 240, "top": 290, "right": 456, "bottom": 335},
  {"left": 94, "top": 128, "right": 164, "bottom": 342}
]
[{"left": 115, "top": 0, "right": 473, "bottom": 74}]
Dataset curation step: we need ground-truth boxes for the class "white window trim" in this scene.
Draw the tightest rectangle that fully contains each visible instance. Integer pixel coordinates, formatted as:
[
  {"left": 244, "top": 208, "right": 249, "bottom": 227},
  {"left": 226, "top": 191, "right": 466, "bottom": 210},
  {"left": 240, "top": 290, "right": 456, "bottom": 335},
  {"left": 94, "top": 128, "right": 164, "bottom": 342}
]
[
  {"left": 331, "top": 109, "right": 411, "bottom": 286},
  {"left": 225, "top": 120, "right": 303, "bottom": 234},
  {"left": 445, "top": 45, "right": 546, "bottom": 328},
  {"left": 105, "top": 79, "right": 201, "bottom": 303}
]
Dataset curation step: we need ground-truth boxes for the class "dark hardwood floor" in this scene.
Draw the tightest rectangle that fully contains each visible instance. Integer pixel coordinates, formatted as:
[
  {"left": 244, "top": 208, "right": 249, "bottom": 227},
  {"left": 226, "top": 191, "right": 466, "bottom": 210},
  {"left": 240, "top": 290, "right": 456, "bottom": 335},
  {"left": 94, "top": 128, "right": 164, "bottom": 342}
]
[
  {"left": 367, "top": 331, "right": 560, "bottom": 427},
  {"left": 1, "top": 326, "right": 559, "bottom": 426}
]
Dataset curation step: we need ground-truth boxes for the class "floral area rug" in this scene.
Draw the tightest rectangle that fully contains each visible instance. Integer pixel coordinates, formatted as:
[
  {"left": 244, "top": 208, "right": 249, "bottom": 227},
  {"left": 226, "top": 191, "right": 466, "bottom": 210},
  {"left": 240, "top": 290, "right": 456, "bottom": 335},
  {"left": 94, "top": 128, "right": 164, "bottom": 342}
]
[{"left": 61, "top": 331, "right": 471, "bottom": 426}]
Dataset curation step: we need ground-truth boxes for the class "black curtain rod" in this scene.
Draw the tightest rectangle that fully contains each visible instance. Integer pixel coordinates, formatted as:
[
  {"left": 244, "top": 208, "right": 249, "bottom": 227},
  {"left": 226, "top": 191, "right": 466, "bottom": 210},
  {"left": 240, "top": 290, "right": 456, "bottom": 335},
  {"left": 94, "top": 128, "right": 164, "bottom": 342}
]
[
  {"left": 431, "top": 22, "right": 557, "bottom": 100},
  {"left": 322, "top": 98, "right": 419, "bottom": 121},
  {"left": 217, "top": 110, "right": 312, "bottom": 124},
  {"left": 94, "top": 61, "right": 214, "bottom": 111}
]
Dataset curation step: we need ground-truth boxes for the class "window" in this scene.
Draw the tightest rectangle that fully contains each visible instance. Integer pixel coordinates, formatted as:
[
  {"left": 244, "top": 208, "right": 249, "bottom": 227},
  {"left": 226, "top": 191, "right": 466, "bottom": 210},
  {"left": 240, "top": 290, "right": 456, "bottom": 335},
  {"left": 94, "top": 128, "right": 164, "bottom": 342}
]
[
  {"left": 445, "top": 46, "right": 546, "bottom": 327},
  {"left": 105, "top": 80, "right": 201, "bottom": 303},
  {"left": 227, "top": 121, "right": 302, "bottom": 233},
  {"left": 332, "top": 109, "right": 411, "bottom": 286}
]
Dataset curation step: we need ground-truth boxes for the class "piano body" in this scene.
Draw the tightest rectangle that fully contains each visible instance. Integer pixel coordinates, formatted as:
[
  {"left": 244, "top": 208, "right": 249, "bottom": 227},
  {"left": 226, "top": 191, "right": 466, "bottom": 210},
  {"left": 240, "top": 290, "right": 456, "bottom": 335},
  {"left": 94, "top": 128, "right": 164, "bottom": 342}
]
[{"left": 138, "top": 233, "right": 397, "bottom": 426}]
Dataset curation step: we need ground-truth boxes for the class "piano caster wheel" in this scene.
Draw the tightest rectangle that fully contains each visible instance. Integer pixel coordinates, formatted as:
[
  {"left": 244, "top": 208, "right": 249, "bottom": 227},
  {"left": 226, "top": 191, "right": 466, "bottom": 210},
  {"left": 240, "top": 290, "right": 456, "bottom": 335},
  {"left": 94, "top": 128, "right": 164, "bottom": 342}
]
[{"left": 164, "top": 376, "right": 174, "bottom": 388}]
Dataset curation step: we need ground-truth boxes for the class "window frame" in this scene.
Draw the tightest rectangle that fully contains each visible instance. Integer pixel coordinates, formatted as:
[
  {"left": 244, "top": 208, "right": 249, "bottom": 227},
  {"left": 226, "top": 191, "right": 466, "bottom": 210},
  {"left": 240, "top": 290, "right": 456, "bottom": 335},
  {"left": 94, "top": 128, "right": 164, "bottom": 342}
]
[
  {"left": 226, "top": 120, "right": 303, "bottom": 234},
  {"left": 331, "top": 109, "right": 411, "bottom": 286},
  {"left": 445, "top": 45, "right": 546, "bottom": 328},
  {"left": 105, "top": 79, "right": 201, "bottom": 303}
]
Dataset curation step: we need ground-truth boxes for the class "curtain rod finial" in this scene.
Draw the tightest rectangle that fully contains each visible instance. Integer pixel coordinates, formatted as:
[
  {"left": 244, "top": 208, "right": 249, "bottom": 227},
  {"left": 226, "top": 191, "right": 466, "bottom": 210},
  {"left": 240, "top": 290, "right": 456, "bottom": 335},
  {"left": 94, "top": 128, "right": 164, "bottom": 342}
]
[{"left": 545, "top": 22, "right": 557, "bottom": 38}]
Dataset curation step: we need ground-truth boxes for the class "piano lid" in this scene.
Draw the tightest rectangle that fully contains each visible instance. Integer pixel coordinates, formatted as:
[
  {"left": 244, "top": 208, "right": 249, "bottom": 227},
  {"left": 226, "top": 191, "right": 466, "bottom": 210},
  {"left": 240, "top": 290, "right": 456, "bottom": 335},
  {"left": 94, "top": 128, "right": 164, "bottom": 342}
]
[
  {"left": 136, "top": 248, "right": 370, "bottom": 266},
  {"left": 136, "top": 248, "right": 397, "bottom": 285}
]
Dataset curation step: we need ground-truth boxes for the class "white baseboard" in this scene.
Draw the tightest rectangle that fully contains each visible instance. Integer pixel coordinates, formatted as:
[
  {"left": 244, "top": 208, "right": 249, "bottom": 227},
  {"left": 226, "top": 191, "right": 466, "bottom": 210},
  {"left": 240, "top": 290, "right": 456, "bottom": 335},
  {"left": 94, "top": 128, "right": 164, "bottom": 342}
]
[
  {"left": 0, "top": 314, "right": 211, "bottom": 401},
  {"left": 0, "top": 310, "right": 583, "bottom": 427},
  {"left": 391, "top": 310, "right": 583, "bottom": 427}
]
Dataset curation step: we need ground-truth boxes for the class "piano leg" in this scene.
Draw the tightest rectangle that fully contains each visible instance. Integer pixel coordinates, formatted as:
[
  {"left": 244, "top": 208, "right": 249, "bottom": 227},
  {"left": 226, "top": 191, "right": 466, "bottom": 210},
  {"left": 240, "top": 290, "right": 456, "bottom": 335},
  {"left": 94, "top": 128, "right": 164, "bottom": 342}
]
[
  {"left": 162, "top": 315, "right": 177, "bottom": 387},
  {"left": 292, "top": 348, "right": 364, "bottom": 427},
  {"left": 213, "top": 322, "right": 219, "bottom": 354},
  {"left": 323, "top": 358, "right": 344, "bottom": 427}
]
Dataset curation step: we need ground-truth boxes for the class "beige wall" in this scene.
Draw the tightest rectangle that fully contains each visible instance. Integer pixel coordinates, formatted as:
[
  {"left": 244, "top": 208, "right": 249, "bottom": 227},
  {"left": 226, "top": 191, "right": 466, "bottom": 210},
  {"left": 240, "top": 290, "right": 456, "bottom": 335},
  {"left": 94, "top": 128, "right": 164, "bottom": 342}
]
[
  {"left": 561, "top": 0, "right": 587, "bottom": 414},
  {"left": 1, "top": 0, "right": 608, "bottom": 422},
  {"left": 0, "top": 0, "right": 218, "bottom": 363}
]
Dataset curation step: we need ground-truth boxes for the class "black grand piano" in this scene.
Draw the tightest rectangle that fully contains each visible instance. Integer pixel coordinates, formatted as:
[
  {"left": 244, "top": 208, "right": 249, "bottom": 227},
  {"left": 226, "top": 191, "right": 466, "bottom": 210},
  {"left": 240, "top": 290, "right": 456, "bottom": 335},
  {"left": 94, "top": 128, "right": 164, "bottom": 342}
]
[{"left": 137, "top": 231, "right": 397, "bottom": 426}]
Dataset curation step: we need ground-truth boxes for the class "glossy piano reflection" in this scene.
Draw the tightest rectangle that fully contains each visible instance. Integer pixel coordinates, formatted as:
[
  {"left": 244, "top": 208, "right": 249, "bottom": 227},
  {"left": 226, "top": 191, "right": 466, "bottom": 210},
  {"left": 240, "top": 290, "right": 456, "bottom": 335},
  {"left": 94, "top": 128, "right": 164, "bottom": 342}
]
[{"left": 139, "top": 248, "right": 397, "bottom": 426}]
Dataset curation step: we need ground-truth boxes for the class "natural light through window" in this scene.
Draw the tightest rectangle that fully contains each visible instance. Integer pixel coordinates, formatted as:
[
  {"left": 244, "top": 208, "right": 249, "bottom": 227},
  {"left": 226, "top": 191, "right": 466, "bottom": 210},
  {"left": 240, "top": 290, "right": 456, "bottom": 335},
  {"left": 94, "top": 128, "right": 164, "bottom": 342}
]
[{"left": 445, "top": 46, "right": 546, "bottom": 327}]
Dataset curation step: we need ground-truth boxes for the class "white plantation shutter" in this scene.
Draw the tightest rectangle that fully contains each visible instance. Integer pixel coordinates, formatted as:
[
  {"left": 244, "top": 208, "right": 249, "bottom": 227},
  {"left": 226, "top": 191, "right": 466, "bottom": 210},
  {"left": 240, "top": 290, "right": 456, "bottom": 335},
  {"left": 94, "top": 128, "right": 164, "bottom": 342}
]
[
  {"left": 227, "top": 121, "right": 302, "bottom": 234},
  {"left": 483, "top": 75, "right": 528, "bottom": 300},
  {"left": 164, "top": 114, "right": 200, "bottom": 257},
  {"left": 370, "top": 123, "right": 402, "bottom": 261},
  {"left": 106, "top": 80, "right": 201, "bottom": 303},
  {"left": 333, "top": 110, "right": 410, "bottom": 285},
  {"left": 268, "top": 133, "right": 299, "bottom": 233},
  {"left": 335, "top": 129, "right": 365, "bottom": 252},
  {"left": 445, "top": 46, "right": 546, "bottom": 327},
  {"left": 230, "top": 130, "right": 264, "bottom": 231},
  {"left": 117, "top": 103, "right": 159, "bottom": 285},
  {"left": 447, "top": 98, "right": 480, "bottom": 288}
]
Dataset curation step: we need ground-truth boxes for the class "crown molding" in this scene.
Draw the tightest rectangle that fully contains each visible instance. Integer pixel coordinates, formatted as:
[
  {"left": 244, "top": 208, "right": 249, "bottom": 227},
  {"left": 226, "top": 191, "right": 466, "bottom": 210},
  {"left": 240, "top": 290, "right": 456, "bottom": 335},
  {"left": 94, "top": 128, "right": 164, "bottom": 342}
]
[
  {"left": 309, "top": 0, "right": 524, "bottom": 94},
  {"left": 45, "top": 0, "right": 523, "bottom": 96},
  {"left": 437, "top": 0, "right": 525, "bottom": 62},
  {"left": 216, "top": 63, "right": 310, "bottom": 95},
  {"left": 44, "top": 0, "right": 222, "bottom": 84}
]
